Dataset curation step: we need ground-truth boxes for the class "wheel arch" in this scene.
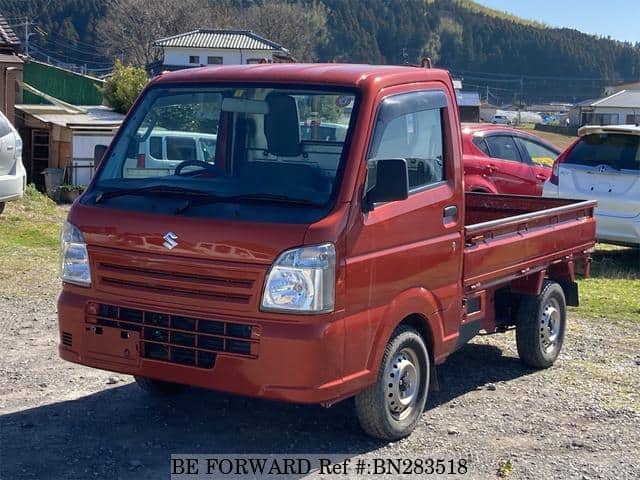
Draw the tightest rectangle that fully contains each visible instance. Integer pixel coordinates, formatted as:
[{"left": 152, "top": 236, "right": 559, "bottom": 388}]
[{"left": 366, "top": 288, "right": 445, "bottom": 377}]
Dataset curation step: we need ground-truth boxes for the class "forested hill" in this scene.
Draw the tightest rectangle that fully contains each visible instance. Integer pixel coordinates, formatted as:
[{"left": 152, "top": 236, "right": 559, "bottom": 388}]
[{"left": 2, "top": 0, "right": 639, "bottom": 103}]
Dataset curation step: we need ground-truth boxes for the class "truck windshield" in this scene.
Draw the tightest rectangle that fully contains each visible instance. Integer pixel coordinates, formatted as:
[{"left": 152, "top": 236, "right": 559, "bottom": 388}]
[{"left": 93, "top": 85, "right": 357, "bottom": 218}]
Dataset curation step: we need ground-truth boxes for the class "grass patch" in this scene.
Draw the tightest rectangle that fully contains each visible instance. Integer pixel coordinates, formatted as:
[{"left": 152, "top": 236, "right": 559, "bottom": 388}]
[
  {"left": 0, "top": 186, "right": 67, "bottom": 296},
  {"left": 572, "top": 245, "right": 640, "bottom": 322}
]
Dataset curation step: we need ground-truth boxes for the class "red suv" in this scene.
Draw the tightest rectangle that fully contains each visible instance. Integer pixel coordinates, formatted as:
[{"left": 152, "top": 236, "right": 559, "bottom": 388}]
[{"left": 462, "top": 125, "right": 560, "bottom": 196}]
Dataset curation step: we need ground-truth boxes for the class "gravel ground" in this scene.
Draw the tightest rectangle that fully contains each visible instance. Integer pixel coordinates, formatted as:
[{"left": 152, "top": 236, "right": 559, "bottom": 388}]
[{"left": 1, "top": 280, "right": 639, "bottom": 479}]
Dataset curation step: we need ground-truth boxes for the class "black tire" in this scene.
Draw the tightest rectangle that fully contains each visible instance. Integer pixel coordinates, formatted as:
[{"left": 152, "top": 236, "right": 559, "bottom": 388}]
[
  {"left": 0, "top": 202, "right": 5, "bottom": 215},
  {"left": 516, "top": 280, "right": 566, "bottom": 368},
  {"left": 355, "top": 325, "right": 430, "bottom": 440},
  {"left": 134, "top": 376, "right": 189, "bottom": 395}
]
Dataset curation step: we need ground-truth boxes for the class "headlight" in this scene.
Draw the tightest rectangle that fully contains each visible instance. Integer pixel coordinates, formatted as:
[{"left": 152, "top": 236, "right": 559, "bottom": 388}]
[
  {"left": 60, "top": 221, "right": 91, "bottom": 287},
  {"left": 261, "top": 243, "right": 336, "bottom": 313}
]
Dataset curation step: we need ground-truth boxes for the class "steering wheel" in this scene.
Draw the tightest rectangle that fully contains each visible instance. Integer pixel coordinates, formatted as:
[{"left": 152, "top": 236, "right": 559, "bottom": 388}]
[{"left": 174, "top": 160, "right": 217, "bottom": 176}]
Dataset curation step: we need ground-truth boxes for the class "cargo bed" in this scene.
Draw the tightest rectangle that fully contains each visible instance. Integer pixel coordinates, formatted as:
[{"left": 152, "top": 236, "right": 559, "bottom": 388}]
[{"left": 463, "top": 193, "right": 597, "bottom": 293}]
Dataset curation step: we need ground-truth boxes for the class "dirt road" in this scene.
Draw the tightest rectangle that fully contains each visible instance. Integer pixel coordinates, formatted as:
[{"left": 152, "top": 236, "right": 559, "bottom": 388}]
[{"left": 1, "top": 279, "right": 639, "bottom": 479}]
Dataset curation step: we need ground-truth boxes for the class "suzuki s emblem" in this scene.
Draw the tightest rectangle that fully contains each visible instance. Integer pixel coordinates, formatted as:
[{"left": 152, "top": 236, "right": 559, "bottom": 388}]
[{"left": 162, "top": 232, "right": 178, "bottom": 250}]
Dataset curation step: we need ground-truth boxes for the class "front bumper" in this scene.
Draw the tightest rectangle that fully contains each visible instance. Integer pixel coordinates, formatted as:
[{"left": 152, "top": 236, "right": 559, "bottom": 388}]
[
  {"left": 57, "top": 288, "right": 361, "bottom": 404},
  {"left": 0, "top": 170, "right": 25, "bottom": 202}
]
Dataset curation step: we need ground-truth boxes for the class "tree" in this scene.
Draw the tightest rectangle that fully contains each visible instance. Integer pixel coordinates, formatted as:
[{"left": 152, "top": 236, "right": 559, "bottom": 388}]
[
  {"left": 97, "top": 0, "right": 235, "bottom": 66},
  {"left": 240, "top": 1, "right": 329, "bottom": 61},
  {"left": 102, "top": 60, "right": 148, "bottom": 113}
]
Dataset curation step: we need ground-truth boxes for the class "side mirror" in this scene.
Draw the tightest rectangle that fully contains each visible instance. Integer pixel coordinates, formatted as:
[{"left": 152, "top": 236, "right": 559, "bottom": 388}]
[
  {"left": 93, "top": 145, "right": 108, "bottom": 166},
  {"left": 365, "top": 158, "right": 409, "bottom": 211}
]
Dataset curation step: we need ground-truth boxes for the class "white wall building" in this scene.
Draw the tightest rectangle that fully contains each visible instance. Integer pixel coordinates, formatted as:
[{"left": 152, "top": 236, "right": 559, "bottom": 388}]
[
  {"left": 153, "top": 29, "right": 290, "bottom": 71},
  {"left": 571, "top": 90, "right": 640, "bottom": 127}
]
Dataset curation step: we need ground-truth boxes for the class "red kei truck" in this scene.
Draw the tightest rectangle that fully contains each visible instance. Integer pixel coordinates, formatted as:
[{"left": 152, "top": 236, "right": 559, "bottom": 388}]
[{"left": 58, "top": 64, "right": 596, "bottom": 440}]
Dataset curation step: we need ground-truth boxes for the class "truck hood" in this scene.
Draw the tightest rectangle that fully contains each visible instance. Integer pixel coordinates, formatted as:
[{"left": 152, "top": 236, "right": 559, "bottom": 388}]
[{"left": 68, "top": 204, "right": 309, "bottom": 265}]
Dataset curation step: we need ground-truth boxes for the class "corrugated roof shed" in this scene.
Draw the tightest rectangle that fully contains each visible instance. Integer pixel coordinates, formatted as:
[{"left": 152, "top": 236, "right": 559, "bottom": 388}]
[
  {"left": 456, "top": 91, "right": 481, "bottom": 107},
  {"left": 0, "top": 15, "right": 20, "bottom": 51},
  {"left": 592, "top": 89, "right": 640, "bottom": 108},
  {"left": 154, "top": 29, "right": 287, "bottom": 52}
]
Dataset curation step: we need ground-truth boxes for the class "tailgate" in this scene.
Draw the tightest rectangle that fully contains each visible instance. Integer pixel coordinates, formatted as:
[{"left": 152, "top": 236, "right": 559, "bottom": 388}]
[{"left": 463, "top": 194, "right": 596, "bottom": 291}]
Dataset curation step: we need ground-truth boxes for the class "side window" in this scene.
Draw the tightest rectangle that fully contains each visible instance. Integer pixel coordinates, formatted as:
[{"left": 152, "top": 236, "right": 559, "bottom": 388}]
[
  {"left": 149, "top": 136, "right": 163, "bottom": 159},
  {"left": 472, "top": 137, "right": 490, "bottom": 155},
  {"left": 485, "top": 136, "right": 522, "bottom": 162},
  {"left": 368, "top": 91, "right": 446, "bottom": 191},
  {"left": 518, "top": 138, "right": 558, "bottom": 166},
  {"left": 166, "top": 136, "right": 197, "bottom": 161}
]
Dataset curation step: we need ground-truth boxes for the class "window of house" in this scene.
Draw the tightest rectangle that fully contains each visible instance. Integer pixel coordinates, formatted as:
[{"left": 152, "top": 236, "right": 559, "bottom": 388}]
[
  {"left": 582, "top": 112, "right": 620, "bottom": 125},
  {"left": 207, "top": 56, "right": 223, "bottom": 65},
  {"left": 625, "top": 114, "right": 640, "bottom": 125},
  {"left": 367, "top": 91, "right": 447, "bottom": 192},
  {"left": 188, "top": 55, "right": 200, "bottom": 64},
  {"left": 485, "top": 136, "right": 522, "bottom": 162},
  {"left": 246, "top": 58, "right": 264, "bottom": 64}
]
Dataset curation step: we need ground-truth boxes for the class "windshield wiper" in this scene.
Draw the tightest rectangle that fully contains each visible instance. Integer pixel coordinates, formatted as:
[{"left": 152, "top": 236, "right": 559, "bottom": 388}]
[
  {"left": 174, "top": 192, "right": 323, "bottom": 214},
  {"left": 94, "top": 185, "right": 214, "bottom": 203}
]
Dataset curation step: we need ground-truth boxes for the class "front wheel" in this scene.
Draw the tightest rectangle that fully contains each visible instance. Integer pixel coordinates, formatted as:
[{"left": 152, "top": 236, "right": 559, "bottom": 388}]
[
  {"left": 355, "top": 326, "right": 430, "bottom": 440},
  {"left": 516, "top": 281, "right": 567, "bottom": 368},
  {"left": 0, "top": 202, "right": 5, "bottom": 215}
]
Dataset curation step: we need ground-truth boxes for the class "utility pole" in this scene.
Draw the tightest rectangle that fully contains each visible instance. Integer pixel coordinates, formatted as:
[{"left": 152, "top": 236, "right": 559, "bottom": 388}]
[
  {"left": 23, "top": 17, "right": 37, "bottom": 58},
  {"left": 24, "top": 17, "right": 30, "bottom": 57}
]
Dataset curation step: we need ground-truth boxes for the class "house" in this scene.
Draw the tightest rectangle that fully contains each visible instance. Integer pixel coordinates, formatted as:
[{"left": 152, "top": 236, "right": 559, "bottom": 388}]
[
  {"left": 456, "top": 91, "right": 481, "bottom": 122},
  {"left": 0, "top": 15, "right": 23, "bottom": 125},
  {"left": 571, "top": 90, "right": 640, "bottom": 127},
  {"left": 151, "top": 29, "right": 291, "bottom": 73},
  {"left": 15, "top": 103, "right": 124, "bottom": 189}
]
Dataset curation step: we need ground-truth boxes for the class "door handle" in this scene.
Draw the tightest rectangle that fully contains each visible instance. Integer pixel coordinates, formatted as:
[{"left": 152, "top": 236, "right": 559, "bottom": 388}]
[
  {"left": 443, "top": 205, "right": 458, "bottom": 219},
  {"left": 486, "top": 164, "right": 498, "bottom": 173},
  {"left": 536, "top": 174, "right": 547, "bottom": 181}
]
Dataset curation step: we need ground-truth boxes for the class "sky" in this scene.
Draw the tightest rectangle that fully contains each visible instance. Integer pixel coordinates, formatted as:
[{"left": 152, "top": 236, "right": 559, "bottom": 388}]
[{"left": 474, "top": 0, "right": 640, "bottom": 44}]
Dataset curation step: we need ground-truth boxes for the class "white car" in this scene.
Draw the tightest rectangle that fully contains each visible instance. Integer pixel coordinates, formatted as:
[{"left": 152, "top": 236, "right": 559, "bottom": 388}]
[
  {"left": 492, "top": 114, "right": 512, "bottom": 125},
  {"left": 0, "top": 111, "right": 25, "bottom": 215},
  {"left": 543, "top": 125, "right": 640, "bottom": 246}
]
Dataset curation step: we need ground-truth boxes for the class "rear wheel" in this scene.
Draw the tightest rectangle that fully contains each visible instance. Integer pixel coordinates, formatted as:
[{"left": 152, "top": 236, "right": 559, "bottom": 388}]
[
  {"left": 0, "top": 202, "right": 5, "bottom": 215},
  {"left": 516, "top": 281, "right": 566, "bottom": 368},
  {"left": 355, "top": 325, "right": 430, "bottom": 440},
  {"left": 134, "top": 376, "right": 189, "bottom": 395}
]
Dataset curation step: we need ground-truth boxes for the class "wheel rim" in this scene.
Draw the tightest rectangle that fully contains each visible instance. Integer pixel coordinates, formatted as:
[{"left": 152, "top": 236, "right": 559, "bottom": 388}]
[
  {"left": 540, "top": 299, "right": 561, "bottom": 354},
  {"left": 386, "top": 348, "right": 421, "bottom": 421}
]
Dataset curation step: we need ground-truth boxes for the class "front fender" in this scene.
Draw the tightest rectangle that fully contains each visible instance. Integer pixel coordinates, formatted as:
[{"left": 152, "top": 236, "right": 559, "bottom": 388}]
[{"left": 367, "top": 287, "right": 446, "bottom": 373}]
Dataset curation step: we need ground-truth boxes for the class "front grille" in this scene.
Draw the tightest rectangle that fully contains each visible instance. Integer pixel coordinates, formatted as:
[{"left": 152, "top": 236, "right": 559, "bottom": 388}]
[
  {"left": 90, "top": 249, "right": 263, "bottom": 312},
  {"left": 92, "top": 304, "right": 257, "bottom": 369},
  {"left": 61, "top": 331, "right": 73, "bottom": 347}
]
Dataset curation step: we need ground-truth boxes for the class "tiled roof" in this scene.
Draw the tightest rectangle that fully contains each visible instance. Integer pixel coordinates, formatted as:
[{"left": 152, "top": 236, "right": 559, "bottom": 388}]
[
  {"left": 154, "top": 29, "right": 287, "bottom": 52},
  {"left": 0, "top": 15, "right": 20, "bottom": 50}
]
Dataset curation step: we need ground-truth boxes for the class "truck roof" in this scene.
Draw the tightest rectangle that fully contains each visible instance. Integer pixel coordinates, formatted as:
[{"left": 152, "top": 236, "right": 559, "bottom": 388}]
[{"left": 152, "top": 63, "right": 453, "bottom": 90}]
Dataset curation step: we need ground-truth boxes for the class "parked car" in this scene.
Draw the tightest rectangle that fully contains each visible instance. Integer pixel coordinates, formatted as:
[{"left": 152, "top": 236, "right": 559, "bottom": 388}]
[
  {"left": 0, "top": 111, "right": 25, "bottom": 215},
  {"left": 122, "top": 130, "right": 217, "bottom": 178},
  {"left": 492, "top": 114, "right": 512, "bottom": 125},
  {"left": 58, "top": 64, "right": 596, "bottom": 441},
  {"left": 462, "top": 124, "right": 560, "bottom": 195},
  {"left": 543, "top": 125, "right": 640, "bottom": 246}
]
